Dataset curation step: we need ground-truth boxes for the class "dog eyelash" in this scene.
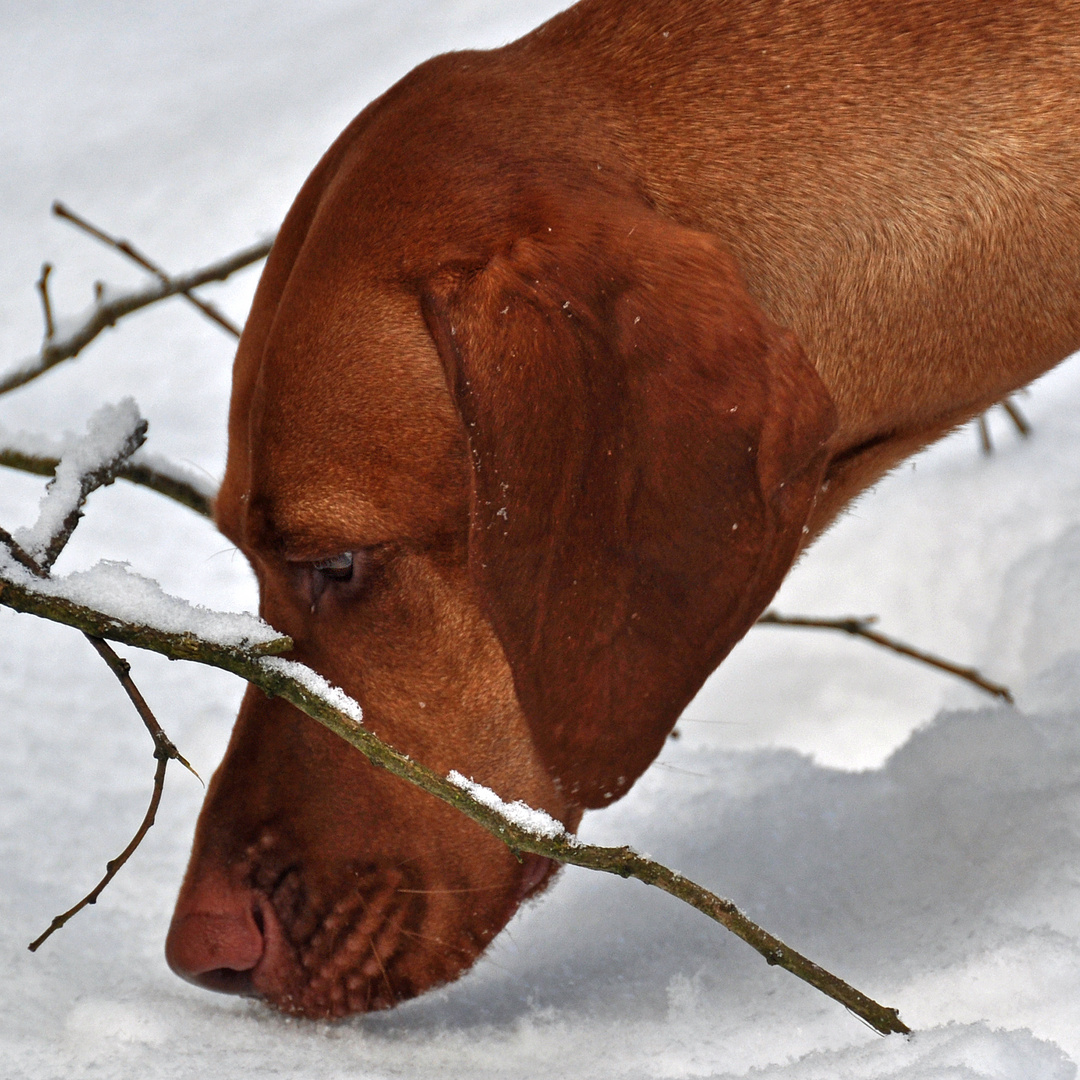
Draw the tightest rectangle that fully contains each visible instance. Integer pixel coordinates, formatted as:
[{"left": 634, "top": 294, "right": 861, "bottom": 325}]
[{"left": 313, "top": 552, "right": 356, "bottom": 582}]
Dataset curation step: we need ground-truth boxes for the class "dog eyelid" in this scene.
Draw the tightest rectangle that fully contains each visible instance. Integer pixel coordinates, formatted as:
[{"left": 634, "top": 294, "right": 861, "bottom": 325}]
[
  {"left": 313, "top": 552, "right": 354, "bottom": 572},
  {"left": 313, "top": 551, "right": 356, "bottom": 581}
]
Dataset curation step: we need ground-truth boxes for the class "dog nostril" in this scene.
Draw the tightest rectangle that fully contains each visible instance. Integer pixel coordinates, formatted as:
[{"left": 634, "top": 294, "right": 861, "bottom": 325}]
[
  {"left": 192, "top": 966, "right": 258, "bottom": 997},
  {"left": 165, "top": 904, "right": 266, "bottom": 997}
]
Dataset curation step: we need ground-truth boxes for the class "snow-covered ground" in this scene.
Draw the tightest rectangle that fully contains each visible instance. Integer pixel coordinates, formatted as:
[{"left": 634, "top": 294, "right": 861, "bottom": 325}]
[{"left": 3, "top": 2, "right": 1080, "bottom": 1077}]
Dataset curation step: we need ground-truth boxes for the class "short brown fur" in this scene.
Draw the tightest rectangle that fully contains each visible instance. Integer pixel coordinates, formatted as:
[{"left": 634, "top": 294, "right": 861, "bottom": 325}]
[{"left": 167, "top": 0, "right": 1080, "bottom": 1019}]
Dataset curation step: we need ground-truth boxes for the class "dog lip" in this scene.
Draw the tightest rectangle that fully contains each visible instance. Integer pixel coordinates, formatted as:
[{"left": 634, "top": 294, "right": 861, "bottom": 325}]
[
  {"left": 516, "top": 853, "right": 556, "bottom": 902},
  {"left": 248, "top": 892, "right": 299, "bottom": 1005}
]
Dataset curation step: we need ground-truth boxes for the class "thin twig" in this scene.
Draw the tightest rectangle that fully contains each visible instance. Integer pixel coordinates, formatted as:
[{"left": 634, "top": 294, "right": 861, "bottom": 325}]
[
  {"left": 0, "top": 525, "right": 46, "bottom": 577},
  {"left": 53, "top": 201, "right": 243, "bottom": 338},
  {"left": 83, "top": 635, "right": 198, "bottom": 779},
  {"left": 0, "top": 569, "right": 907, "bottom": 1035},
  {"left": 0, "top": 237, "right": 273, "bottom": 396},
  {"left": 37, "top": 419, "right": 148, "bottom": 573},
  {"left": 27, "top": 635, "right": 199, "bottom": 952},
  {"left": 27, "top": 731, "right": 169, "bottom": 952},
  {"left": 36, "top": 264, "right": 55, "bottom": 341},
  {"left": 0, "top": 446, "right": 214, "bottom": 517},
  {"left": 976, "top": 396, "right": 1033, "bottom": 455},
  {"left": 2, "top": 419, "right": 199, "bottom": 949},
  {"left": 1000, "top": 397, "right": 1032, "bottom": 439},
  {"left": 757, "top": 610, "right": 1013, "bottom": 703}
]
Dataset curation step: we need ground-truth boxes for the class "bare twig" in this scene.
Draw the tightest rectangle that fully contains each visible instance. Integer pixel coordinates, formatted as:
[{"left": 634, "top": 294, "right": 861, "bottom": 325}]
[
  {"left": 36, "top": 264, "right": 56, "bottom": 341},
  {"left": 53, "top": 201, "right": 243, "bottom": 339},
  {"left": 27, "top": 635, "right": 199, "bottom": 952},
  {"left": 36, "top": 419, "right": 148, "bottom": 573},
  {"left": 1, "top": 417, "right": 202, "bottom": 949},
  {"left": 0, "top": 237, "right": 273, "bottom": 396},
  {"left": 0, "top": 446, "right": 214, "bottom": 518},
  {"left": 1000, "top": 397, "right": 1032, "bottom": 439},
  {"left": 757, "top": 610, "right": 1013, "bottom": 703},
  {"left": 0, "top": 567, "right": 907, "bottom": 1035},
  {"left": 977, "top": 395, "right": 1033, "bottom": 455}
]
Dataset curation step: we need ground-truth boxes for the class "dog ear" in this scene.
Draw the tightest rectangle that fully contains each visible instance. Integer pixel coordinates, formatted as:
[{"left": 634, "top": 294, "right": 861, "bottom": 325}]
[{"left": 422, "top": 200, "right": 836, "bottom": 809}]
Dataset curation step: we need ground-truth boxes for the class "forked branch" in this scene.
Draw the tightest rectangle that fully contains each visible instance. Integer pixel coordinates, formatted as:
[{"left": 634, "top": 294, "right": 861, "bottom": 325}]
[
  {"left": 0, "top": 237, "right": 272, "bottom": 396},
  {"left": 0, "top": 442, "right": 213, "bottom": 518},
  {"left": 28, "top": 635, "right": 199, "bottom": 952},
  {"left": 1, "top": 406, "right": 202, "bottom": 951},
  {"left": 53, "top": 201, "right": 244, "bottom": 338}
]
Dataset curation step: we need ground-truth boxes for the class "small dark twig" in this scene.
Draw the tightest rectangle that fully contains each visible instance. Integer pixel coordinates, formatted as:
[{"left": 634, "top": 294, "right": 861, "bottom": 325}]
[
  {"left": 36, "top": 264, "right": 55, "bottom": 341},
  {"left": 0, "top": 525, "right": 47, "bottom": 577},
  {"left": 977, "top": 395, "right": 1033, "bottom": 455},
  {"left": 4, "top": 421, "right": 199, "bottom": 950},
  {"left": 0, "top": 236, "right": 273, "bottom": 396},
  {"left": 53, "top": 201, "right": 242, "bottom": 338},
  {"left": 0, "top": 446, "right": 214, "bottom": 518},
  {"left": 757, "top": 610, "right": 1013, "bottom": 703},
  {"left": 38, "top": 418, "right": 148, "bottom": 573},
  {"left": 27, "top": 638, "right": 196, "bottom": 952},
  {"left": 1000, "top": 397, "right": 1032, "bottom": 439}
]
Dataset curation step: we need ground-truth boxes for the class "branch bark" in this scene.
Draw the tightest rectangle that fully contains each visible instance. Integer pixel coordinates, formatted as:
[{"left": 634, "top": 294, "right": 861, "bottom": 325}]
[
  {"left": 0, "top": 238, "right": 273, "bottom": 396},
  {"left": 27, "top": 635, "right": 199, "bottom": 952},
  {"left": 0, "top": 445, "right": 213, "bottom": 518},
  {"left": 0, "top": 562, "right": 907, "bottom": 1035},
  {"left": 53, "top": 201, "right": 244, "bottom": 339},
  {"left": 757, "top": 610, "right": 1013, "bottom": 703}
]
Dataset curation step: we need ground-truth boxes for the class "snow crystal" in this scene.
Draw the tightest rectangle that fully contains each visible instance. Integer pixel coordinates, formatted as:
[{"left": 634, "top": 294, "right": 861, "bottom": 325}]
[{"left": 448, "top": 770, "right": 569, "bottom": 840}]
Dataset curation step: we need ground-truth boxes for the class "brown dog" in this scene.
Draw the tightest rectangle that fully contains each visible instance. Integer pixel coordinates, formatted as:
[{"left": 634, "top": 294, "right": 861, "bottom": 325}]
[{"left": 165, "top": 0, "right": 1080, "bottom": 1018}]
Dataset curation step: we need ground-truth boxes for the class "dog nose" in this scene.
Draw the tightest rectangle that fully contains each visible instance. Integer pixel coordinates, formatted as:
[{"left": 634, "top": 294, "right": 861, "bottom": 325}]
[{"left": 165, "top": 880, "right": 265, "bottom": 996}]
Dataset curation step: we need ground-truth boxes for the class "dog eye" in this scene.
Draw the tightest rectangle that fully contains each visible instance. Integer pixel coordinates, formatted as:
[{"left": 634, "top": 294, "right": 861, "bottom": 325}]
[{"left": 312, "top": 552, "right": 355, "bottom": 582}]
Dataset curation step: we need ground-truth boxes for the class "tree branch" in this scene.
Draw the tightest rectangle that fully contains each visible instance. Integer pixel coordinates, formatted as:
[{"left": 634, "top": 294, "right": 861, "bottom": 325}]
[
  {"left": 0, "top": 413, "right": 206, "bottom": 951},
  {"left": 0, "top": 562, "right": 907, "bottom": 1035},
  {"left": 53, "top": 201, "right": 244, "bottom": 339},
  {"left": 27, "top": 635, "right": 200, "bottom": 952},
  {"left": 757, "top": 610, "right": 1013, "bottom": 703},
  {"left": 0, "top": 443, "right": 214, "bottom": 518},
  {"left": 0, "top": 237, "right": 273, "bottom": 396}
]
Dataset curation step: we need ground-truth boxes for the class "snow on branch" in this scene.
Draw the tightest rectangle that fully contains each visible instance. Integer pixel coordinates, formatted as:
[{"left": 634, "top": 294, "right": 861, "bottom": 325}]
[
  {"left": 0, "top": 545, "right": 907, "bottom": 1035},
  {"left": 0, "top": 405, "right": 262, "bottom": 952},
  {"left": 13, "top": 400, "right": 147, "bottom": 570},
  {"left": 0, "top": 235, "right": 273, "bottom": 396},
  {"left": 0, "top": 418, "right": 215, "bottom": 517}
]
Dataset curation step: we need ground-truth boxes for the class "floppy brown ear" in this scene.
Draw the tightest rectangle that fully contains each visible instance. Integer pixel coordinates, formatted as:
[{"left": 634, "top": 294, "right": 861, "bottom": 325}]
[{"left": 422, "top": 200, "right": 836, "bottom": 809}]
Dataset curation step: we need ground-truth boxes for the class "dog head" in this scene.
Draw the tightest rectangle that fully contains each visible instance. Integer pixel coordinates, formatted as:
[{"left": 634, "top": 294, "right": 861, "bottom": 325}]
[{"left": 165, "top": 58, "right": 835, "bottom": 1018}]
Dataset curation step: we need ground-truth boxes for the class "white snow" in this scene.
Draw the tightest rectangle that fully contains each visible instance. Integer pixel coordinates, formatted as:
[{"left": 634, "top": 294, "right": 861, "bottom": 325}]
[
  {"left": 259, "top": 656, "right": 365, "bottom": 723},
  {"left": 2, "top": 3, "right": 1080, "bottom": 1079},
  {"left": 12, "top": 399, "right": 144, "bottom": 563},
  {"left": 0, "top": 415, "right": 218, "bottom": 505},
  {"left": 448, "top": 770, "right": 570, "bottom": 840},
  {"left": 0, "top": 549, "right": 282, "bottom": 650}
]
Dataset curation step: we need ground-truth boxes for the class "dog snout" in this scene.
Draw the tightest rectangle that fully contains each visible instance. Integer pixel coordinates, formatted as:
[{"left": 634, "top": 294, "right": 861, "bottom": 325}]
[{"left": 165, "top": 877, "right": 266, "bottom": 996}]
